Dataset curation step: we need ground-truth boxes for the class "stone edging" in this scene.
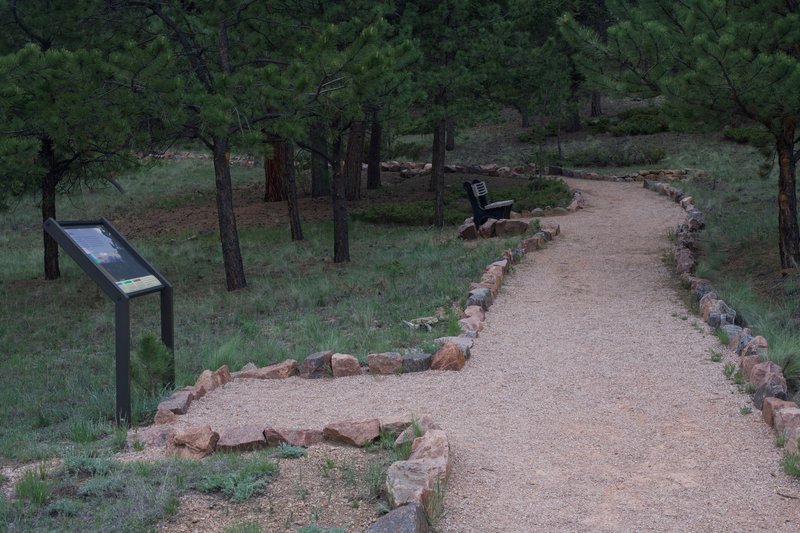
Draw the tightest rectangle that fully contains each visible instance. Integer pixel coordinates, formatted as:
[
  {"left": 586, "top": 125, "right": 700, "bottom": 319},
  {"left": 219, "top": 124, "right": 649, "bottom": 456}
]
[
  {"left": 549, "top": 165, "right": 689, "bottom": 183},
  {"left": 643, "top": 179, "right": 800, "bottom": 454}
]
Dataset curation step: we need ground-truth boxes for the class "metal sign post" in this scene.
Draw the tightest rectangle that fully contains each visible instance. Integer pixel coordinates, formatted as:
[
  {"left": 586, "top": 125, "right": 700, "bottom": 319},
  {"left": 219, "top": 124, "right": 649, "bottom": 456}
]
[{"left": 44, "top": 217, "right": 174, "bottom": 426}]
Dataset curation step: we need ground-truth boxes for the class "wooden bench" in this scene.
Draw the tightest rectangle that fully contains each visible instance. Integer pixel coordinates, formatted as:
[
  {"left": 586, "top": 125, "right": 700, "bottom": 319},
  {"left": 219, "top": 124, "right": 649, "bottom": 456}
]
[{"left": 463, "top": 180, "right": 513, "bottom": 225}]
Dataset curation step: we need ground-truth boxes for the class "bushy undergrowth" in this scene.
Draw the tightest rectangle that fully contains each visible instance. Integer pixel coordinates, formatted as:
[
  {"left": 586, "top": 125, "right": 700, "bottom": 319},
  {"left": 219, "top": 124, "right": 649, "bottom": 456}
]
[
  {"left": 559, "top": 141, "right": 666, "bottom": 167},
  {"left": 610, "top": 108, "right": 669, "bottom": 136},
  {"left": 722, "top": 126, "right": 773, "bottom": 152}
]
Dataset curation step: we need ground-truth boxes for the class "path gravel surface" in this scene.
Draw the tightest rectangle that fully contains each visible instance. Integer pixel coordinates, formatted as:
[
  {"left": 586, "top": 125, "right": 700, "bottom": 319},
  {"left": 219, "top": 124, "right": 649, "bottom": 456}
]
[{"left": 176, "top": 178, "right": 800, "bottom": 531}]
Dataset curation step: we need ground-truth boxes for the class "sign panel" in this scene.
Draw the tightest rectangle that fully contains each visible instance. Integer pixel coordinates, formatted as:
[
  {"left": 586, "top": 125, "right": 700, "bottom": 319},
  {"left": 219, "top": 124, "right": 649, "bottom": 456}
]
[{"left": 63, "top": 225, "right": 163, "bottom": 295}]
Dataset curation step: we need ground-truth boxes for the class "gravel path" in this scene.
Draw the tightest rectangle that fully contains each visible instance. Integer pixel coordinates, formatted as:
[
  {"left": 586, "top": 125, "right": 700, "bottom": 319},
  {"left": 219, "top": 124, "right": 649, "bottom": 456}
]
[{"left": 177, "top": 178, "right": 800, "bottom": 531}]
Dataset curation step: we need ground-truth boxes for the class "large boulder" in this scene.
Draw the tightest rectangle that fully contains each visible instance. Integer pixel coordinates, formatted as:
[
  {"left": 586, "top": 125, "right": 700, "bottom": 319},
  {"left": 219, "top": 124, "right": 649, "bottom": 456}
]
[
  {"left": 386, "top": 459, "right": 448, "bottom": 509},
  {"left": 332, "top": 353, "right": 362, "bottom": 378},
  {"left": 298, "top": 351, "right": 333, "bottom": 379},
  {"left": 216, "top": 426, "right": 267, "bottom": 452},
  {"left": 323, "top": 419, "right": 381, "bottom": 447},
  {"left": 431, "top": 342, "right": 466, "bottom": 371},
  {"left": 366, "top": 503, "right": 429, "bottom": 533},
  {"left": 172, "top": 425, "right": 219, "bottom": 459},
  {"left": 368, "top": 352, "right": 403, "bottom": 375}
]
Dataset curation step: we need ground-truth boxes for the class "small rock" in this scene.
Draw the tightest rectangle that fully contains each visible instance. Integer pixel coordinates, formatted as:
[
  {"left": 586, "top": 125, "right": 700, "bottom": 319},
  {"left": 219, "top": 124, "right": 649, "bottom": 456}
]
[
  {"left": 385, "top": 459, "right": 448, "bottom": 509},
  {"left": 410, "top": 429, "right": 450, "bottom": 470},
  {"left": 381, "top": 415, "right": 414, "bottom": 435},
  {"left": 740, "top": 355, "right": 761, "bottom": 381},
  {"left": 213, "top": 365, "right": 231, "bottom": 386},
  {"left": 239, "top": 362, "right": 258, "bottom": 373},
  {"left": 298, "top": 351, "right": 333, "bottom": 379},
  {"left": 750, "top": 362, "right": 786, "bottom": 389},
  {"left": 263, "top": 427, "right": 323, "bottom": 447},
  {"left": 458, "top": 223, "right": 477, "bottom": 240},
  {"left": 402, "top": 352, "right": 432, "bottom": 373},
  {"left": 466, "top": 287, "right": 492, "bottom": 310},
  {"left": 396, "top": 415, "right": 439, "bottom": 445},
  {"left": 706, "top": 299, "right": 736, "bottom": 328},
  {"left": 540, "top": 222, "right": 560, "bottom": 236},
  {"left": 463, "top": 305, "right": 486, "bottom": 321},
  {"left": 741, "top": 336, "right": 768, "bottom": 358},
  {"left": 775, "top": 408, "right": 800, "bottom": 437},
  {"left": 131, "top": 425, "right": 175, "bottom": 450},
  {"left": 158, "top": 390, "right": 193, "bottom": 415},
  {"left": 217, "top": 426, "right": 267, "bottom": 452},
  {"left": 479, "top": 219, "right": 497, "bottom": 238},
  {"left": 239, "top": 359, "right": 298, "bottom": 379},
  {"left": 366, "top": 503, "right": 429, "bottom": 533},
  {"left": 753, "top": 380, "right": 788, "bottom": 410},
  {"left": 323, "top": 419, "right": 380, "bottom": 447},
  {"left": 675, "top": 248, "right": 695, "bottom": 274},
  {"left": 194, "top": 370, "right": 217, "bottom": 398},
  {"left": 762, "top": 398, "right": 797, "bottom": 427},
  {"left": 458, "top": 315, "right": 484, "bottom": 334},
  {"left": 494, "top": 219, "right": 529, "bottom": 237},
  {"left": 530, "top": 208, "right": 544, "bottom": 217},
  {"left": 368, "top": 352, "right": 403, "bottom": 375},
  {"left": 434, "top": 336, "right": 473, "bottom": 359},
  {"left": 332, "top": 353, "right": 362, "bottom": 378},
  {"left": 431, "top": 342, "right": 466, "bottom": 371},
  {"left": 154, "top": 408, "right": 177, "bottom": 425},
  {"left": 173, "top": 426, "right": 219, "bottom": 459},
  {"left": 521, "top": 236, "right": 541, "bottom": 252}
]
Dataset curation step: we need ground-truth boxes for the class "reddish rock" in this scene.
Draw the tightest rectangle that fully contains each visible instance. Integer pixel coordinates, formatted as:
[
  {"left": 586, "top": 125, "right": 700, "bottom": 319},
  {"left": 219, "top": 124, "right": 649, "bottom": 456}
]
[
  {"left": 130, "top": 425, "right": 175, "bottom": 450},
  {"left": 739, "top": 355, "right": 761, "bottom": 381},
  {"left": 540, "top": 222, "right": 560, "bottom": 236},
  {"left": 485, "top": 264, "right": 505, "bottom": 282},
  {"left": 213, "top": 365, "right": 231, "bottom": 386},
  {"left": 431, "top": 342, "right": 466, "bottom": 371},
  {"left": 410, "top": 430, "right": 450, "bottom": 469},
  {"left": 298, "top": 351, "right": 334, "bottom": 379},
  {"left": 396, "top": 415, "right": 439, "bottom": 445},
  {"left": 323, "top": 419, "right": 381, "bottom": 447},
  {"left": 463, "top": 305, "right": 485, "bottom": 321},
  {"left": 217, "top": 426, "right": 267, "bottom": 452},
  {"left": 491, "top": 258, "right": 509, "bottom": 272},
  {"left": 386, "top": 459, "right": 448, "bottom": 509},
  {"left": 368, "top": 352, "right": 403, "bottom": 375},
  {"left": 762, "top": 398, "right": 797, "bottom": 427},
  {"left": 172, "top": 425, "right": 219, "bottom": 459},
  {"left": 332, "top": 353, "right": 362, "bottom": 378},
  {"left": 729, "top": 328, "right": 750, "bottom": 352},
  {"left": 239, "top": 359, "right": 298, "bottom": 379},
  {"left": 458, "top": 315, "right": 484, "bottom": 334},
  {"left": 680, "top": 196, "right": 694, "bottom": 209},
  {"left": 263, "top": 427, "right": 323, "bottom": 447},
  {"left": 494, "top": 219, "right": 529, "bottom": 237},
  {"left": 786, "top": 426, "right": 800, "bottom": 453},
  {"left": 741, "top": 336, "right": 769, "bottom": 358},
  {"left": 380, "top": 414, "right": 413, "bottom": 435},
  {"left": 194, "top": 370, "right": 217, "bottom": 398},
  {"left": 158, "top": 390, "right": 194, "bottom": 415},
  {"left": 458, "top": 223, "right": 478, "bottom": 240},
  {"left": 479, "top": 273, "right": 501, "bottom": 296},
  {"left": 698, "top": 293, "right": 717, "bottom": 321},
  {"left": 774, "top": 408, "right": 800, "bottom": 436},
  {"left": 509, "top": 211, "right": 523, "bottom": 219},
  {"left": 479, "top": 218, "right": 497, "bottom": 238},
  {"left": 434, "top": 336, "right": 473, "bottom": 359},
  {"left": 750, "top": 361, "right": 785, "bottom": 388},
  {"left": 675, "top": 248, "right": 695, "bottom": 274},
  {"left": 154, "top": 408, "right": 177, "bottom": 425}
]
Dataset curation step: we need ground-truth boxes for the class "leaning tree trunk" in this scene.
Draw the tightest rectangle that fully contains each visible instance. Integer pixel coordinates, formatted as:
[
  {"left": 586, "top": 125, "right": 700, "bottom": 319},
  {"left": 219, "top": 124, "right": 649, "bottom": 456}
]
[
  {"left": 432, "top": 117, "right": 447, "bottom": 228},
  {"left": 518, "top": 103, "right": 531, "bottom": 128},
  {"left": 212, "top": 135, "right": 247, "bottom": 290},
  {"left": 367, "top": 109, "right": 382, "bottom": 190},
  {"left": 40, "top": 136, "right": 60, "bottom": 280},
  {"left": 264, "top": 135, "right": 287, "bottom": 202},
  {"left": 331, "top": 129, "right": 349, "bottom": 263},
  {"left": 445, "top": 116, "right": 455, "bottom": 151},
  {"left": 590, "top": 91, "right": 603, "bottom": 117},
  {"left": 310, "top": 120, "right": 330, "bottom": 197},
  {"left": 285, "top": 142, "right": 303, "bottom": 241},
  {"left": 776, "top": 119, "right": 800, "bottom": 274},
  {"left": 345, "top": 120, "right": 365, "bottom": 201}
]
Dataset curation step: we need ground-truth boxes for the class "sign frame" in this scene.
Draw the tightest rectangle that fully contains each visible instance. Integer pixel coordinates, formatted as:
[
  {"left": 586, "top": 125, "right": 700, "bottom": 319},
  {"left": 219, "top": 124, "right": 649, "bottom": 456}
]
[{"left": 44, "top": 217, "right": 174, "bottom": 426}]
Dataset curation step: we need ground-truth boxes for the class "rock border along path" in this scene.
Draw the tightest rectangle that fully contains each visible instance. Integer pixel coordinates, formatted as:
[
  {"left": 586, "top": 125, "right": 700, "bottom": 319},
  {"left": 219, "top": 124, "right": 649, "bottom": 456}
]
[{"left": 141, "top": 177, "right": 800, "bottom": 531}]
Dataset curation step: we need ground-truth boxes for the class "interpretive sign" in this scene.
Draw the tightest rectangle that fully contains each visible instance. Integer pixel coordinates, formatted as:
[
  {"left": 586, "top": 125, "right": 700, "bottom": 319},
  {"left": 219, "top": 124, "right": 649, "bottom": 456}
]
[{"left": 44, "top": 218, "right": 174, "bottom": 426}]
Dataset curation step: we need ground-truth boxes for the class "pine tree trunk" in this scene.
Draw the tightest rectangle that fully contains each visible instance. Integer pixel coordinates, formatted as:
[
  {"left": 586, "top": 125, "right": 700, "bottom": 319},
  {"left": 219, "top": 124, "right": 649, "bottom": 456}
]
[
  {"left": 590, "top": 91, "right": 603, "bottom": 117},
  {"left": 345, "top": 121, "right": 365, "bottom": 201},
  {"left": 367, "top": 109, "right": 382, "bottom": 190},
  {"left": 212, "top": 136, "right": 247, "bottom": 291},
  {"left": 40, "top": 137, "right": 60, "bottom": 280},
  {"left": 285, "top": 142, "right": 303, "bottom": 241},
  {"left": 445, "top": 116, "right": 455, "bottom": 151},
  {"left": 519, "top": 104, "right": 531, "bottom": 128},
  {"left": 776, "top": 120, "right": 800, "bottom": 273},
  {"left": 432, "top": 118, "right": 446, "bottom": 228},
  {"left": 331, "top": 129, "right": 349, "bottom": 263},
  {"left": 264, "top": 136, "right": 287, "bottom": 202},
  {"left": 310, "top": 120, "right": 330, "bottom": 197}
]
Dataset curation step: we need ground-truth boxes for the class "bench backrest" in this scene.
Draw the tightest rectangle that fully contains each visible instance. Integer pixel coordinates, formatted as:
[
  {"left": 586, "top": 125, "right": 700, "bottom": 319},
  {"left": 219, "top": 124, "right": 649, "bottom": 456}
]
[{"left": 471, "top": 180, "right": 490, "bottom": 208}]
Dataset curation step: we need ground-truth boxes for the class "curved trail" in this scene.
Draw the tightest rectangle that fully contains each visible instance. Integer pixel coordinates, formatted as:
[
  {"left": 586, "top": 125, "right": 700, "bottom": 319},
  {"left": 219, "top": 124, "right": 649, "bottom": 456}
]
[{"left": 177, "top": 178, "right": 800, "bottom": 531}]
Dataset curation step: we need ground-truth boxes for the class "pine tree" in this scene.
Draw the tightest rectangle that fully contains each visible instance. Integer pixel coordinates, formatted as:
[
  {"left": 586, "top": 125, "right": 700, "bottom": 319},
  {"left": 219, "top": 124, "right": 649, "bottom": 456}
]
[{"left": 564, "top": 0, "right": 800, "bottom": 272}]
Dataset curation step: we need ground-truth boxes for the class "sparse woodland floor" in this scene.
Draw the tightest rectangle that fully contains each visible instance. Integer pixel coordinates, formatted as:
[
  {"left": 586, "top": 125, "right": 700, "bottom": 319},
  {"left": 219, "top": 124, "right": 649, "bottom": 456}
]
[{"left": 148, "top": 177, "right": 800, "bottom": 531}]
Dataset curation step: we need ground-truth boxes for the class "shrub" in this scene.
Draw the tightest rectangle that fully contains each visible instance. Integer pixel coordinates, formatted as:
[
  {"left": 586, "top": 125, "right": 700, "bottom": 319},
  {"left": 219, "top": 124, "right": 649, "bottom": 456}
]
[
  {"left": 723, "top": 127, "right": 772, "bottom": 151},
  {"left": 562, "top": 142, "right": 665, "bottom": 167},
  {"left": 15, "top": 467, "right": 49, "bottom": 505},
  {"left": 610, "top": 108, "right": 668, "bottom": 136},
  {"left": 131, "top": 333, "right": 174, "bottom": 396},
  {"left": 388, "top": 141, "right": 426, "bottom": 160}
]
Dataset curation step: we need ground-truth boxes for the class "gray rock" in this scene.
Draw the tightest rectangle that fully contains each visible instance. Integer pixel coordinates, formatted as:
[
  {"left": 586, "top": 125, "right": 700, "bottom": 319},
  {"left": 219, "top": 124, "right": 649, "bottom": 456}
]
[
  {"left": 535, "top": 230, "right": 552, "bottom": 242},
  {"left": 707, "top": 300, "right": 736, "bottom": 328},
  {"left": 402, "top": 353, "right": 432, "bottom": 373},
  {"left": 158, "top": 390, "right": 193, "bottom": 415},
  {"left": 721, "top": 324, "right": 742, "bottom": 340},
  {"left": 686, "top": 208, "right": 705, "bottom": 230},
  {"left": 754, "top": 380, "right": 789, "bottom": 410},
  {"left": 366, "top": 503, "right": 429, "bottom": 533},
  {"left": 435, "top": 336, "right": 473, "bottom": 359},
  {"left": 530, "top": 208, "right": 544, "bottom": 217},
  {"left": 466, "top": 287, "right": 492, "bottom": 310},
  {"left": 736, "top": 333, "right": 754, "bottom": 356},
  {"left": 298, "top": 351, "right": 333, "bottom": 379}
]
